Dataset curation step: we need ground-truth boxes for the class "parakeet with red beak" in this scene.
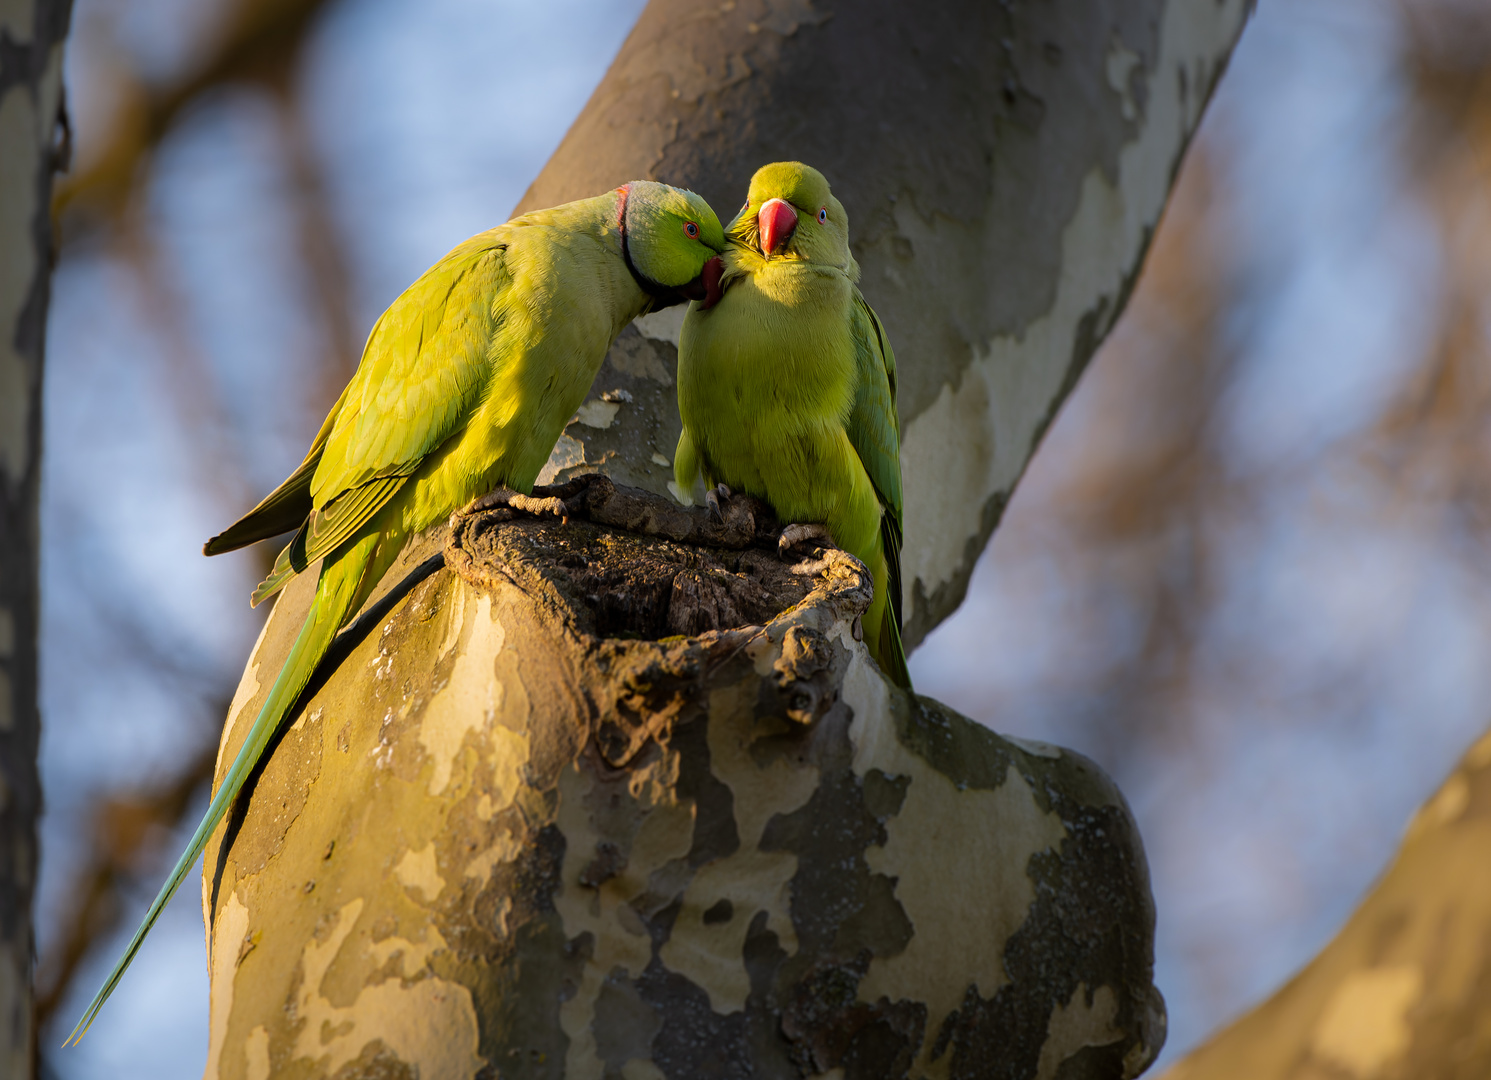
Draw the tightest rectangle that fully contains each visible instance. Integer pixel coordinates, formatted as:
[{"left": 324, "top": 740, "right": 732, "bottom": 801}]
[
  {"left": 66, "top": 181, "right": 725, "bottom": 1046},
  {"left": 674, "top": 161, "right": 910, "bottom": 687}
]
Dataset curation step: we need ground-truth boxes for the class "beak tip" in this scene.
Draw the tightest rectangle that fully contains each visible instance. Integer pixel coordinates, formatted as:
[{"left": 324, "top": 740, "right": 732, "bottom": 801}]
[
  {"left": 758, "top": 198, "right": 798, "bottom": 256},
  {"left": 700, "top": 255, "right": 725, "bottom": 310}
]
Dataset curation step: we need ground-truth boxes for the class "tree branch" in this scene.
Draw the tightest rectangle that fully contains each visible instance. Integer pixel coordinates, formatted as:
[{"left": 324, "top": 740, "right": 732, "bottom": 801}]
[{"left": 517, "top": 0, "right": 1253, "bottom": 647}]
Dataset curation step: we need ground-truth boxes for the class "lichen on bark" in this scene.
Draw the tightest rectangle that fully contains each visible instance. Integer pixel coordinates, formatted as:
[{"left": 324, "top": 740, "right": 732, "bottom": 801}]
[{"left": 203, "top": 481, "right": 1163, "bottom": 1079}]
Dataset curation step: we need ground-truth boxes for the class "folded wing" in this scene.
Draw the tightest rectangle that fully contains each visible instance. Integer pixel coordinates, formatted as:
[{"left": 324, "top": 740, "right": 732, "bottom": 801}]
[
  {"left": 207, "top": 230, "right": 513, "bottom": 604},
  {"left": 847, "top": 291, "right": 905, "bottom": 632}
]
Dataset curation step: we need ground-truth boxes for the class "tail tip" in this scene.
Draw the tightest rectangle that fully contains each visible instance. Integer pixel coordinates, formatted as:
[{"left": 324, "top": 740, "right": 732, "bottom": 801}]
[{"left": 62, "top": 1015, "right": 91, "bottom": 1049}]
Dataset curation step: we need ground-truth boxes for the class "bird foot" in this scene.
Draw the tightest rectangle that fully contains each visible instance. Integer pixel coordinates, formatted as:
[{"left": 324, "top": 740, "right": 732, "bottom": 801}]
[
  {"left": 778, "top": 522, "right": 835, "bottom": 558},
  {"left": 788, "top": 556, "right": 834, "bottom": 577},
  {"left": 704, "top": 483, "right": 733, "bottom": 523},
  {"left": 450, "top": 487, "right": 570, "bottom": 530}
]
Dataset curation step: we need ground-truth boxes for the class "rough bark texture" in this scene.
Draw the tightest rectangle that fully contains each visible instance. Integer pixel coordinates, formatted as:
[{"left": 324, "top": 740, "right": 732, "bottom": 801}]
[
  {"left": 517, "top": 0, "right": 1253, "bottom": 648},
  {"left": 203, "top": 480, "right": 1164, "bottom": 1079},
  {"left": 0, "top": 0, "right": 69, "bottom": 1075},
  {"left": 1160, "top": 727, "right": 1491, "bottom": 1080}
]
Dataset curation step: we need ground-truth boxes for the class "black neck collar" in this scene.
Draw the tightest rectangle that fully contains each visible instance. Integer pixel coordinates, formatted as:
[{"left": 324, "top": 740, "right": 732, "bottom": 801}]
[{"left": 616, "top": 183, "right": 675, "bottom": 302}]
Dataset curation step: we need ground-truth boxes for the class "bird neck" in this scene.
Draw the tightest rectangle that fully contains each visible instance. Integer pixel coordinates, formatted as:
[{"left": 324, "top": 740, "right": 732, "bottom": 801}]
[
  {"left": 602, "top": 188, "right": 658, "bottom": 323},
  {"left": 616, "top": 183, "right": 682, "bottom": 306},
  {"left": 523, "top": 188, "right": 654, "bottom": 327}
]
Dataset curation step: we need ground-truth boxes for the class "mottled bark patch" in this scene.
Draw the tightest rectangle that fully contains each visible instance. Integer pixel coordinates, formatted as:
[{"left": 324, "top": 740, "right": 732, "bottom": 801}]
[
  {"left": 328, "top": 1039, "right": 418, "bottom": 1080},
  {"left": 781, "top": 953, "right": 928, "bottom": 1078},
  {"left": 205, "top": 484, "right": 1162, "bottom": 1079}
]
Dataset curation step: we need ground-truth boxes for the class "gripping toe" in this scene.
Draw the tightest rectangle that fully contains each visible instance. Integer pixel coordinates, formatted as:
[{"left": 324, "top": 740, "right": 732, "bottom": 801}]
[{"left": 778, "top": 522, "right": 835, "bottom": 558}]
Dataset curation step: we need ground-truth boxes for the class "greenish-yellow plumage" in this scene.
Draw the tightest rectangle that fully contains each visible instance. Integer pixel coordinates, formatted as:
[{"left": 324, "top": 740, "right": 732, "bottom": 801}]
[
  {"left": 67, "top": 182, "right": 724, "bottom": 1046},
  {"left": 674, "top": 162, "right": 909, "bottom": 686}
]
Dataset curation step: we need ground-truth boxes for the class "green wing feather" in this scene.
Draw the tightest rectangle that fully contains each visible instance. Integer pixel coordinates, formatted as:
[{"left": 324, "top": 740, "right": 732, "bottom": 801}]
[
  {"left": 847, "top": 291, "right": 905, "bottom": 631},
  {"left": 250, "top": 475, "right": 409, "bottom": 606},
  {"left": 248, "top": 231, "right": 512, "bottom": 604},
  {"left": 313, "top": 231, "right": 509, "bottom": 501},
  {"left": 202, "top": 382, "right": 352, "bottom": 556}
]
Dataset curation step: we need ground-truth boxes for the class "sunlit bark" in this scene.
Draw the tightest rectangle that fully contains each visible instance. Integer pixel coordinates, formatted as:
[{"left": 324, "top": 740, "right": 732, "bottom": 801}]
[
  {"left": 204, "top": 482, "right": 1167, "bottom": 1079},
  {"left": 1160, "top": 729, "right": 1491, "bottom": 1080}
]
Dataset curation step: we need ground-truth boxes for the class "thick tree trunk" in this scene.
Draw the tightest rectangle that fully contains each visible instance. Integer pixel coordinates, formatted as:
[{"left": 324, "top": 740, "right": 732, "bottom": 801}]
[
  {"left": 201, "top": 2, "right": 1252, "bottom": 1077},
  {"left": 203, "top": 481, "right": 1165, "bottom": 1079},
  {"left": 0, "top": 1, "right": 70, "bottom": 1075},
  {"left": 1159, "top": 726, "right": 1491, "bottom": 1080}
]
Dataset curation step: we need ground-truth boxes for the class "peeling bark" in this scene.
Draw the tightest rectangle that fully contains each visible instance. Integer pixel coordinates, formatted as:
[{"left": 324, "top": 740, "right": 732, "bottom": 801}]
[
  {"left": 204, "top": 481, "right": 1163, "bottom": 1079},
  {"left": 1159, "top": 727, "right": 1491, "bottom": 1080},
  {"left": 518, "top": 0, "right": 1252, "bottom": 645},
  {"left": 0, "top": 0, "right": 71, "bottom": 1075}
]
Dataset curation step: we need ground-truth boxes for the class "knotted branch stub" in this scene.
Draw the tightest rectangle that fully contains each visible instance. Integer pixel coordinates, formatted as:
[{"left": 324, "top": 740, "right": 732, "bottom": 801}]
[{"left": 202, "top": 479, "right": 1164, "bottom": 1079}]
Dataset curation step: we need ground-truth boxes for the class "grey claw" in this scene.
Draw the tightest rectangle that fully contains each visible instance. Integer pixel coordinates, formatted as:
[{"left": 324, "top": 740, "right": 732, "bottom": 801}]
[
  {"left": 450, "top": 486, "right": 516, "bottom": 528},
  {"left": 705, "top": 483, "right": 732, "bottom": 523}
]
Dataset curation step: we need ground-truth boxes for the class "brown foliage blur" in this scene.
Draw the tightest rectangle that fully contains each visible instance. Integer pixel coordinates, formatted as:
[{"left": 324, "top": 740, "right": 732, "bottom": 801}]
[
  {"left": 1385, "top": 0, "right": 1491, "bottom": 536},
  {"left": 36, "top": 0, "right": 350, "bottom": 1031}
]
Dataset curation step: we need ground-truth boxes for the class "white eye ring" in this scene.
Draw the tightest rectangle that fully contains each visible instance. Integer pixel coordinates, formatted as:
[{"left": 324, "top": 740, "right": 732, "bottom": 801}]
[{"left": 818, "top": 207, "right": 828, "bottom": 223}]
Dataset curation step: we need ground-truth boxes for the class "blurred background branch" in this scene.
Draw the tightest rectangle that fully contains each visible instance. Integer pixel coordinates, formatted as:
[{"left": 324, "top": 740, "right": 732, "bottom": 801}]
[
  {"left": 1150, "top": 2, "right": 1491, "bottom": 1073},
  {"left": 1, "top": 0, "right": 73, "bottom": 1073},
  {"left": 56, "top": 0, "right": 333, "bottom": 226}
]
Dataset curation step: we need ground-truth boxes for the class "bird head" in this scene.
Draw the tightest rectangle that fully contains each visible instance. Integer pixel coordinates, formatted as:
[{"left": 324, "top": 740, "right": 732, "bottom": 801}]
[
  {"left": 727, "top": 161, "right": 856, "bottom": 276},
  {"left": 620, "top": 182, "right": 727, "bottom": 310}
]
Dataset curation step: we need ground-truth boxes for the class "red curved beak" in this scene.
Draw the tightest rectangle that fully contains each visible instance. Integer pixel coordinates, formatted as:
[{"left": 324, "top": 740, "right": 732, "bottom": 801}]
[
  {"left": 699, "top": 255, "right": 724, "bottom": 310},
  {"left": 677, "top": 256, "right": 726, "bottom": 309},
  {"left": 758, "top": 198, "right": 798, "bottom": 256}
]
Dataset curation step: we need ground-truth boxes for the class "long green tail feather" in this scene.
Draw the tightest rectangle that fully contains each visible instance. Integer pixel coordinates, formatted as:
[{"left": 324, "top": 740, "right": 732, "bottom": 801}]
[
  {"left": 874, "top": 602, "right": 912, "bottom": 690},
  {"left": 64, "top": 537, "right": 373, "bottom": 1047}
]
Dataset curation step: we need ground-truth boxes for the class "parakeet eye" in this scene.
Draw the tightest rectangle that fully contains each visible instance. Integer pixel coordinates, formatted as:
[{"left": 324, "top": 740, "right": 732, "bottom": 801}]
[
  {"left": 684, "top": 221, "right": 700, "bottom": 239},
  {"left": 818, "top": 207, "right": 828, "bottom": 224}
]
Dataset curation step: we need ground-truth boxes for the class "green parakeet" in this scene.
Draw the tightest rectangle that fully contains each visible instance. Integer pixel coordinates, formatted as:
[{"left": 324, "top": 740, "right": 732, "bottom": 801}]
[
  {"left": 66, "top": 182, "right": 725, "bottom": 1046},
  {"left": 673, "top": 161, "right": 910, "bottom": 687}
]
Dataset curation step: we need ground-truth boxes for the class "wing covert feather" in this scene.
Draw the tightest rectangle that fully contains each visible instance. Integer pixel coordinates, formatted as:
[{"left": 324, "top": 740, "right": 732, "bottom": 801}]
[
  {"left": 291, "top": 230, "right": 512, "bottom": 557},
  {"left": 203, "top": 382, "right": 352, "bottom": 555},
  {"left": 847, "top": 292, "right": 905, "bottom": 627},
  {"left": 312, "top": 231, "right": 511, "bottom": 508},
  {"left": 847, "top": 293, "right": 902, "bottom": 524}
]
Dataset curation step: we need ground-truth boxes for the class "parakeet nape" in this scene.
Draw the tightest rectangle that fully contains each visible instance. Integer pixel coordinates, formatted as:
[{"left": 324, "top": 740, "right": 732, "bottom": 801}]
[
  {"left": 65, "top": 181, "right": 725, "bottom": 1046},
  {"left": 674, "top": 161, "right": 910, "bottom": 687}
]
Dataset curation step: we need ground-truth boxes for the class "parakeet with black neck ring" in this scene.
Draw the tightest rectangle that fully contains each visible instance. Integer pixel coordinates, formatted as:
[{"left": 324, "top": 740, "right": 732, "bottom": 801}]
[{"left": 66, "top": 180, "right": 726, "bottom": 1046}]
